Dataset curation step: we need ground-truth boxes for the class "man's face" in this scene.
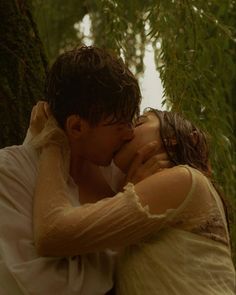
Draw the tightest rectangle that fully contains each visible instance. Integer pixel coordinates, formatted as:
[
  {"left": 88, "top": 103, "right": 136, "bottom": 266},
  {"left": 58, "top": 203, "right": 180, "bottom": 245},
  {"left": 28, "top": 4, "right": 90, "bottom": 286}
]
[{"left": 71, "top": 116, "right": 135, "bottom": 166}]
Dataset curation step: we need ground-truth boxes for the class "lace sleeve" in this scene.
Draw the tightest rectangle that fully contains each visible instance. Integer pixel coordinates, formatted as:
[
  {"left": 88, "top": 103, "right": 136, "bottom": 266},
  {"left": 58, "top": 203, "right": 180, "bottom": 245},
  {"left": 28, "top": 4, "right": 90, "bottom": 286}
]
[
  {"left": 34, "top": 150, "right": 194, "bottom": 257},
  {"left": 35, "top": 182, "right": 184, "bottom": 256},
  {"left": 171, "top": 166, "right": 230, "bottom": 247}
]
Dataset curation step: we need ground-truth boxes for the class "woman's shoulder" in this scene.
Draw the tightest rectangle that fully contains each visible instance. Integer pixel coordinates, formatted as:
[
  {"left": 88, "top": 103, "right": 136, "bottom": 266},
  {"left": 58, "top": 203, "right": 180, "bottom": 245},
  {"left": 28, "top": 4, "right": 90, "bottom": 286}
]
[
  {"left": 173, "top": 165, "right": 212, "bottom": 190},
  {"left": 134, "top": 165, "right": 194, "bottom": 215},
  {"left": 165, "top": 165, "right": 209, "bottom": 188},
  {"left": 165, "top": 165, "right": 215, "bottom": 209},
  {"left": 155, "top": 165, "right": 193, "bottom": 186}
]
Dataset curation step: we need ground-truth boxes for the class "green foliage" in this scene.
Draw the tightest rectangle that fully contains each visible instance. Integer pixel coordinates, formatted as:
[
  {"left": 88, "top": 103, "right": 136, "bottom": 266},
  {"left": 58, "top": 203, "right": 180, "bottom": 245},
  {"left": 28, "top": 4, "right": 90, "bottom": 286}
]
[
  {"left": 88, "top": 0, "right": 149, "bottom": 74},
  {"left": 32, "top": 0, "right": 88, "bottom": 64},
  {"left": 33, "top": 0, "right": 236, "bottom": 263},
  {"left": 148, "top": 0, "right": 236, "bottom": 262}
]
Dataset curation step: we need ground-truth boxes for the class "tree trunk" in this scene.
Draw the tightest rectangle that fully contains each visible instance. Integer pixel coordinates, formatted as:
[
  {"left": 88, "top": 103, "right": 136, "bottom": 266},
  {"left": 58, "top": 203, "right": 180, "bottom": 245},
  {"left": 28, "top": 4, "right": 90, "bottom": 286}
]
[{"left": 0, "top": 0, "right": 47, "bottom": 148}]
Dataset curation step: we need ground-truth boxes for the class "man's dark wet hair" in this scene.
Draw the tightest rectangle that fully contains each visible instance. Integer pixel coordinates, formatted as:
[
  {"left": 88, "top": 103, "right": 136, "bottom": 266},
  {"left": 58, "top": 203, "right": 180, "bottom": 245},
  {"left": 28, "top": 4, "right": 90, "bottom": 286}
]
[{"left": 45, "top": 45, "right": 141, "bottom": 128}]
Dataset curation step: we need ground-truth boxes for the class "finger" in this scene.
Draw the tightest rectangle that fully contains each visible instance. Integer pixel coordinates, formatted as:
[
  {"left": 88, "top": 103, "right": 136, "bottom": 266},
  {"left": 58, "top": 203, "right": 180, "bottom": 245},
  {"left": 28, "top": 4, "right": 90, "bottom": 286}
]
[
  {"left": 136, "top": 159, "right": 163, "bottom": 179},
  {"left": 30, "top": 105, "right": 37, "bottom": 123},
  {"left": 134, "top": 162, "right": 163, "bottom": 182},
  {"left": 126, "top": 141, "right": 158, "bottom": 181},
  {"left": 44, "top": 102, "right": 51, "bottom": 118},
  {"left": 156, "top": 160, "right": 174, "bottom": 169},
  {"left": 29, "top": 101, "right": 49, "bottom": 136},
  {"left": 144, "top": 161, "right": 166, "bottom": 174},
  {"left": 152, "top": 152, "right": 169, "bottom": 161},
  {"left": 132, "top": 141, "right": 159, "bottom": 168},
  {"left": 30, "top": 101, "right": 43, "bottom": 120},
  {"left": 34, "top": 101, "right": 48, "bottom": 121},
  {"left": 141, "top": 154, "right": 172, "bottom": 170},
  {"left": 136, "top": 141, "right": 159, "bottom": 163},
  {"left": 129, "top": 158, "right": 173, "bottom": 184},
  {"left": 126, "top": 154, "right": 143, "bottom": 182}
]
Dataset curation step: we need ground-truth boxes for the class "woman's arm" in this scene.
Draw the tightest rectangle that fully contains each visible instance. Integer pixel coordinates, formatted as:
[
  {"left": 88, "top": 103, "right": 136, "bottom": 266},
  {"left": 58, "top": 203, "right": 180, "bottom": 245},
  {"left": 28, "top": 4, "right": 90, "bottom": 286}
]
[{"left": 34, "top": 144, "right": 192, "bottom": 256}]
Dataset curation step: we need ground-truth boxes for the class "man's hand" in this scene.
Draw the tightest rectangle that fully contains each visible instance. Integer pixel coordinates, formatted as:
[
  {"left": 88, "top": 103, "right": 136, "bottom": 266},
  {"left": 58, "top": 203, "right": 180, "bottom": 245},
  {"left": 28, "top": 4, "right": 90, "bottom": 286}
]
[{"left": 126, "top": 142, "right": 172, "bottom": 184}]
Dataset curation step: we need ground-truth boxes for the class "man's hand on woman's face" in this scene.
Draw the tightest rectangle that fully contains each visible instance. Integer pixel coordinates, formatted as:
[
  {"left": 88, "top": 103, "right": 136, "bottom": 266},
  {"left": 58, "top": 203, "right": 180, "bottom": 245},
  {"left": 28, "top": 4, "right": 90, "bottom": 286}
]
[{"left": 125, "top": 142, "right": 173, "bottom": 184}]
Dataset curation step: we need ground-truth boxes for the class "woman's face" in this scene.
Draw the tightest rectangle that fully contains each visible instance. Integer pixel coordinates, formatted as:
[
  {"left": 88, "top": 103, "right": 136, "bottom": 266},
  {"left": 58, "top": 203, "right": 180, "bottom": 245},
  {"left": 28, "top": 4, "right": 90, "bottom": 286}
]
[{"left": 114, "top": 111, "right": 164, "bottom": 171}]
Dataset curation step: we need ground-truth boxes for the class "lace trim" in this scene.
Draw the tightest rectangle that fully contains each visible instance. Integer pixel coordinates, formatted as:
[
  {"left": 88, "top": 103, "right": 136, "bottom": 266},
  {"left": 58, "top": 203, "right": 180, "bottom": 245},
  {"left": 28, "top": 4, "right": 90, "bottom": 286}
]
[
  {"left": 190, "top": 214, "right": 229, "bottom": 246},
  {"left": 123, "top": 183, "right": 182, "bottom": 221},
  {"left": 123, "top": 170, "right": 197, "bottom": 222},
  {"left": 125, "top": 170, "right": 229, "bottom": 247},
  {"left": 171, "top": 166, "right": 230, "bottom": 247},
  {"left": 173, "top": 208, "right": 229, "bottom": 246}
]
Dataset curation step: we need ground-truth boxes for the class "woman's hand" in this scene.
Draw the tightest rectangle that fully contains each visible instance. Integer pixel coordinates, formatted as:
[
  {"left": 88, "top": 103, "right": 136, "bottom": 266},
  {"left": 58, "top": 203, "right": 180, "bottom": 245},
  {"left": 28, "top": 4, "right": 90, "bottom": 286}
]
[
  {"left": 29, "top": 101, "right": 51, "bottom": 137},
  {"left": 24, "top": 101, "right": 69, "bottom": 151},
  {"left": 126, "top": 142, "right": 172, "bottom": 184},
  {"left": 24, "top": 101, "right": 51, "bottom": 143}
]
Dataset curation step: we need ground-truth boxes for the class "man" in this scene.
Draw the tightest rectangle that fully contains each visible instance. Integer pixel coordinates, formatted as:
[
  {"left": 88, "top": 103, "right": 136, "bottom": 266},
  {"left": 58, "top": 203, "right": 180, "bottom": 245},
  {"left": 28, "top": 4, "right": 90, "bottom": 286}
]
[{"left": 0, "top": 46, "right": 141, "bottom": 294}]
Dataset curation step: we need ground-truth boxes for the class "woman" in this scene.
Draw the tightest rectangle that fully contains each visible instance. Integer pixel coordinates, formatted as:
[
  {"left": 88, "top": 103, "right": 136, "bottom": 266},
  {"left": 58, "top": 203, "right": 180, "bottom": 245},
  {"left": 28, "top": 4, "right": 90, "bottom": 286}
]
[{"left": 30, "top": 104, "right": 235, "bottom": 294}]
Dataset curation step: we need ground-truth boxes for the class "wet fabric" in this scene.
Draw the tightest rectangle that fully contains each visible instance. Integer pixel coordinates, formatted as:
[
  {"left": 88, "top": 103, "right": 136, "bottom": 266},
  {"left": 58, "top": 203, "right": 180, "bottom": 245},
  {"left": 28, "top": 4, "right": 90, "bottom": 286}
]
[
  {"left": 0, "top": 144, "right": 114, "bottom": 295},
  {"left": 115, "top": 166, "right": 236, "bottom": 294}
]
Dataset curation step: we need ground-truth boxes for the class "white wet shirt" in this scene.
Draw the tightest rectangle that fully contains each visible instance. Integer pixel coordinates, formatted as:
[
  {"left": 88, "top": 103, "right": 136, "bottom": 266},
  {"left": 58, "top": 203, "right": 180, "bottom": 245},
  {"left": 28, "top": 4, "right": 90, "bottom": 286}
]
[{"left": 0, "top": 144, "right": 114, "bottom": 295}]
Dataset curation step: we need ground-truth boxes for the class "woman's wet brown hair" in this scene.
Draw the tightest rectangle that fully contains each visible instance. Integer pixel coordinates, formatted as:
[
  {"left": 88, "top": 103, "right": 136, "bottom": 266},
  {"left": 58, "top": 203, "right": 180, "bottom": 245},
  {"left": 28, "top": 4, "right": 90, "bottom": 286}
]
[
  {"left": 148, "top": 108, "right": 210, "bottom": 177},
  {"left": 146, "top": 108, "right": 232, "bottom": 238}
]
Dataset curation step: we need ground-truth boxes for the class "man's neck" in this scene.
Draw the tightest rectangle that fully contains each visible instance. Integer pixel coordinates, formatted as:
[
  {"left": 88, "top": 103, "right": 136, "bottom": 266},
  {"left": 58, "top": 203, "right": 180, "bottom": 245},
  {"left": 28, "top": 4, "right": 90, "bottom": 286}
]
[
  {"left": 69, "top": 154, "right": 93, "bottom": 184},
  {"left": 69, "top": 155, "right": 114, "bottom": 204}
]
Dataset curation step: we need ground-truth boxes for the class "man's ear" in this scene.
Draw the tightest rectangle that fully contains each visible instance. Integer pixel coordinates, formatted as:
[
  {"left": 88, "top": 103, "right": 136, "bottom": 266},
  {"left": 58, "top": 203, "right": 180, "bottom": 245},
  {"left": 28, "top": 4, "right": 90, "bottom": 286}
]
[{"left": 65, "top": 115, "right": 85, "bottom": 139}]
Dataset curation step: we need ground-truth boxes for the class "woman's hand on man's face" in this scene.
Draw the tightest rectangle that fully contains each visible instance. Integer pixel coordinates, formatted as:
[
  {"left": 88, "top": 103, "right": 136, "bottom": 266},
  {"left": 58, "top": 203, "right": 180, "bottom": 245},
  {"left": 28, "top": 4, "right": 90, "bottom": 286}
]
[{"left": 125, "top": 142, "right": 173, "bottom": 184}]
